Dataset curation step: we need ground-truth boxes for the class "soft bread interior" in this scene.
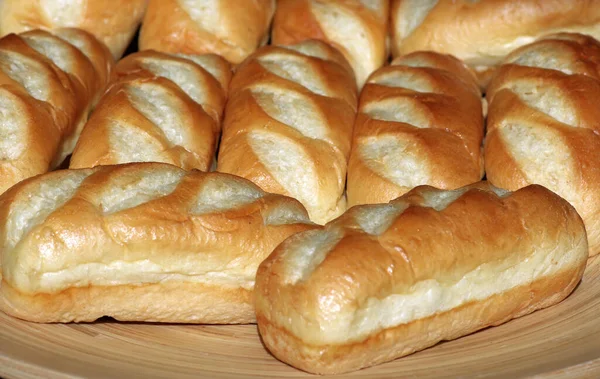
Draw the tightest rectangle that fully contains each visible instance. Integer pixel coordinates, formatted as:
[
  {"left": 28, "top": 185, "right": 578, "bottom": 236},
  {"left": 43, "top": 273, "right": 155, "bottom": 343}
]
[
  {"left": 258, "top": 54, "right": 329, "bottom": 96},
  {"left": 0, "top": 50, "right": 51, "bottom": 102},
  {"left": 358, "top": 134, "right": 430, "bottom": 191},
  {"left": 309, "top": 1, "right": 371, "bottom": 85},
  {"left": 0, "top": 92, "right": 25, "bottom": 160}
]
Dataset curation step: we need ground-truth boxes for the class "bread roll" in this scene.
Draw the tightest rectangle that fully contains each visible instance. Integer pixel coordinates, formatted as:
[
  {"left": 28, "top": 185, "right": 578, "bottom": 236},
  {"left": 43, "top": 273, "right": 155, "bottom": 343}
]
[
  {"left": 216, "top": 40, "right": 358, "bottom": 225},
  {"left": 0, "top": 162, "right": 315, "bottom": 323},
  {"left": 485, "top": 33, "right": 600, "bottom": 257},
  {"left": 391, "top": 0, "right": 600, "bottom": 87},
  {"left": 255, "top": 182, "right": 589, "bottom": 374},
  {"left": 139, "top": 0, "right": 276, "bottom": 64},
  {"left": 347, "top": 51, "right": 484, "bottom": 207},
  {"left": 0, "top": 28, "right": 113, "bottom": 193},
  {"left": 0, "top": 0, "right": 148, "bottom": 59},
  {"left": 271, "top": 0, "right": 389, "bottom": 88},
  {"left": 70, "top": 50, "right": 231, "bottom": 171}
]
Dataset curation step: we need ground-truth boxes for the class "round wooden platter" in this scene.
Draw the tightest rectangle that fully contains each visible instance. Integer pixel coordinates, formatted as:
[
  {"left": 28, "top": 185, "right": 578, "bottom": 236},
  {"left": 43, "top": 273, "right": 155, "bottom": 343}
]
[{"left": 1, "top": 256, "right": 599, "bottom": 379}]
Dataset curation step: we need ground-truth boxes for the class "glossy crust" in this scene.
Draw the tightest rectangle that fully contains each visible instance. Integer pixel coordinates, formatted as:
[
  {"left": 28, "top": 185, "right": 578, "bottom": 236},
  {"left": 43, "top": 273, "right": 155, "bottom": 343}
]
[
  {"left": 485, "top": 33, "right": 600, "bottom": 256},
  {"left": 391, "top": 0, "right": 600, "bottom": 87},
  {"left": 272, "top": 0, "right": 389, "bottom": 88},
  {"left": 139, "top": 0, "right": 276, "bottom": 64},
  {"left": 347, "top": 51, "right": 484, "bottom": 207},
  {"left": 216, "top": 40, "right": 358, "bottom": 225},
  {"left": 0, "top": 0, "right": 148, "bottom": 59},
  {"left": 255, "top": 182, "right": 589, "bottom": 374},
  {"left": 70, "top": 50, "right": 231, "bottom": 171},
  {"left": 0, "top": 28, "right": 113, "bottom": 193},
  {"left": 0, "top": 162, "right": 316, "bottom": 323}
]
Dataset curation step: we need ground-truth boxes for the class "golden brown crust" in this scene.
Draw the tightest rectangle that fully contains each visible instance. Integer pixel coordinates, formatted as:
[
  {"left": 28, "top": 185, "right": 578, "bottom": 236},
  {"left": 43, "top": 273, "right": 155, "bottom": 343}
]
[
  {"left": 139, "top": 0, "right": 276, "bottom": 64},
  {"left": 217, "top": 40, "right": 357, "bottom": 225},
  {"left": 272, "top": 0, "right": 389, "bottom": 88},
  {"left": 391, "top": 0, "right": 600, "bottom": 88},
  {"left": 255, "top": 183, "right": 589, "bottom": 374},
  {"left": 347, "top": 51, "right": 484, "bottom": 207},
  {"left": 484, "top": 33, "right": 600, "bottom": 256},
  {"left": 0, "top": 162, "right": 316, "bottom": 323},
  {"left": 70, "top": 50, "right": 231, "bottom": 171},
  {"left": 0, "top": 0, "right": 148, "bottom": 59},
  {"left": 0, "top": 29, "right": 113, "bottom": 193}
]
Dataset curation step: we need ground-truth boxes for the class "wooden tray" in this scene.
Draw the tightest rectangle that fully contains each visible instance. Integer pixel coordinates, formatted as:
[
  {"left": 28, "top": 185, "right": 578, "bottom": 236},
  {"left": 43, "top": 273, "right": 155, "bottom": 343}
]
[{"left": 2, "top": 255, "right": 600, "bottom": 379}]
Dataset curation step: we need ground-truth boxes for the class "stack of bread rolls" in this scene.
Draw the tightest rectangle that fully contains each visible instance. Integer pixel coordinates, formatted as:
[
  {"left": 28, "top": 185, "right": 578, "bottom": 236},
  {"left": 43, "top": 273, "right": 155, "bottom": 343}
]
[
  {"left": 217, "top": 40, "right": 358, "bottom": 225},
  {"left": 347, "top": 51, "right": 484, "bottom": 207},
  {"left": 0, "top": 28, "right": 113, "bottom": 193},
  {"left": 272, "top": 0, "right": 390, "bottom": 88},
  {"left": 0, "top": 0, "right": 148, "bottom": 59},
  {"left": 0, "top": 1, "right": 598, "bottom": 376},
  {"left": 70, "top": 50, "right": 231, "bottom": 171}
]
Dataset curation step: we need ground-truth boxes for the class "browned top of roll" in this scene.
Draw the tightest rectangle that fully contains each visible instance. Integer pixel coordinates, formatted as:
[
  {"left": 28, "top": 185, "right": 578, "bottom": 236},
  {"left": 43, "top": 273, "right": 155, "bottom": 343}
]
[
  {"left": 272, "top": 0, "right": 389, "bottom": 88},
  {"left": 139, "top": 0, "right": 276, "bottom": 64},
  {"left": 0, "top": 162, "right": 315, "bottom": 297},
  {"left": 0, "top": 28, "right": 113, "bottom": 193},
  {"left": 216, "top": 40, "right": 358, "bottom": 225},
  {"left": 0, "top": 0, "right": 148, "bottom": 59},
  {"left": 484, "top": 32, "right": 600, "bottom": 255},
  {"left": 391, "top": 0, "right": 600, "bottom": 87},
  {"left": 255, "top": 182, "right": 588, "bottom": 374},
  {"left": 69, "top": 50, "right": 231, "bottom": 171},
  {"left": 347, "top": 51, "right": 484, "bottom": 207}
]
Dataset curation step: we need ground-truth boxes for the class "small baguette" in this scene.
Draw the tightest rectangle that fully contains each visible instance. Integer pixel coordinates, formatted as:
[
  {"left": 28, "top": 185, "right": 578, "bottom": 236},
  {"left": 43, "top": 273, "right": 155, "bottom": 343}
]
[
  {"left": 217, "top": 40, "right": 358, "bottom": 225},
  {"left": 0, "top": 0, "right": 148, "bottom": 59},
  {"left": 255, "top": 182, "right": 588, "bottom": 374},
  {"left": 484, "top": 33, "right": 600, "bottom": 256},
  {"left": 0, "top": 28, "right": 113, "bottom": 193},
  {"left": 70, "top": 51, "right": 231, "bottom": 171},
  {"left": 0, "top": 163, "right": 315, "bottom": 324},
  {"left": 347, "top": 51, "right": 484, "bottom": 207},
  {"left": 139, "top": 0, "right": 276, "bottom": 64},
  {"left": 272, "top": 0, "right": 389, "bottom": 88},
  {"left": 390, "top": 0, "right": 600, "bottom": 88}
]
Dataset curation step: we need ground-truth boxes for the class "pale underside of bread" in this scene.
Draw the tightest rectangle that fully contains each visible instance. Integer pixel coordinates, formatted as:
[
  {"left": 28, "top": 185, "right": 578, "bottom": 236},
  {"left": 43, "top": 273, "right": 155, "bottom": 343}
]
[
  {"left": 257, "top": 265, "right": 582, "bottom": 374},
  {"left": 1, "top": 279, "right": 254, "bottom": 324}
]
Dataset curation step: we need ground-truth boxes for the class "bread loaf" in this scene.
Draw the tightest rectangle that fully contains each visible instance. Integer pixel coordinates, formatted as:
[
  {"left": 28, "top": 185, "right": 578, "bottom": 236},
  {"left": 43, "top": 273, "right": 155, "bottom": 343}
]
[
  {"left": 485, "top": 33, "right": 600, "bottom": 257},
  {"left": 0, "top": 162, "right": 315, "bottom": 323},
  {"left": 70, "top": 50, "right": 231, "bottom": 171},
  {"left": 0, "top": 0, "right": 147, "bottom": 59},
  {"left": 347, "top": 51, "right": 484, "bottom": 207},
  {"left": 139, "top": 0, "right": 276, "bottom": 64},
  {"left": 0, "top": 28, "right": 113, "bottom": 193},
  {"left": 391, "top": 0, "right": 600, "bottom": 87},
  {"left": 272, "top": 0, "right": 389, "bottom": 88},
  {"left": 216, "top": 40, "right": 358, "bottom": 225},
  {"left": 255, "top": 182, "right": 589, "bottom": 374}
]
